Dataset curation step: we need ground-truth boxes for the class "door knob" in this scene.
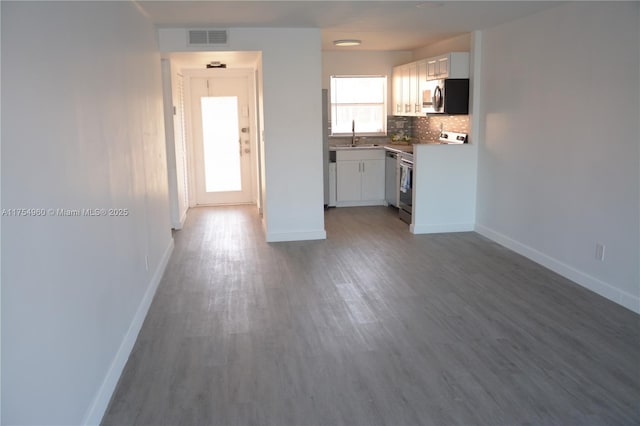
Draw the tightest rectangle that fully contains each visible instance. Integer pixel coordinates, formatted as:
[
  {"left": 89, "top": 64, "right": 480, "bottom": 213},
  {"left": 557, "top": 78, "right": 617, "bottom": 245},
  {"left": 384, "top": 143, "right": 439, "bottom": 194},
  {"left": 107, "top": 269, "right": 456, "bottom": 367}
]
[{"left": 241, "top": 127, "right": 249, "bottom": 133}]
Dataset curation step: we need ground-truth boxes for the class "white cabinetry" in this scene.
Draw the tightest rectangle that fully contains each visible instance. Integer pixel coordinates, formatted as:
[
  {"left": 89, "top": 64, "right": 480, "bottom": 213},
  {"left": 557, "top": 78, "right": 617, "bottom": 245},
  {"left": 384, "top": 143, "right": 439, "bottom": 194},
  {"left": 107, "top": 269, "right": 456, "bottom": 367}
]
[
  {"left": 415, "top": 60, "right": 427, "bottom": 114},
  {"left": 408, "top": 62, "right": 418, "bottom": 115},
  {"left": 402, "top": 63, "right": 412, "bottom": 114},
  {"left": 395, "top": 63, "right": 413, "bottom": 115},
  {"left": 336, "top": 149, "right": 385, "bottom": 206},
  {"left": 392, "top": 60, "right": 427, "bottom": 117},
  {"left": 336, "top": 161, "right": 362, "bottom": 202},
  {"left": 392, "top": 65, "right": 403, "bottom": 115},
  {"left": 361, "top": 160, "right": 385, "bottom": 201},
  {"left": 426, "top": 52, "right": 469, "bottom": 80},
  {"left": 392, "top": 52, "right": 469, "bottom": 116}
]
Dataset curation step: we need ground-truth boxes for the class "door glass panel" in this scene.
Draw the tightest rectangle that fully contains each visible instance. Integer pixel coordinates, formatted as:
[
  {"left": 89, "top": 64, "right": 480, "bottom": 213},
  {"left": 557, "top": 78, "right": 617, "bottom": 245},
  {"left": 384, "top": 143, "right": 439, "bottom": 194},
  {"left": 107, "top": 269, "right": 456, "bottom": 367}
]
[{"left": 201, "top": 96, "right": 241, "bottom": 192}]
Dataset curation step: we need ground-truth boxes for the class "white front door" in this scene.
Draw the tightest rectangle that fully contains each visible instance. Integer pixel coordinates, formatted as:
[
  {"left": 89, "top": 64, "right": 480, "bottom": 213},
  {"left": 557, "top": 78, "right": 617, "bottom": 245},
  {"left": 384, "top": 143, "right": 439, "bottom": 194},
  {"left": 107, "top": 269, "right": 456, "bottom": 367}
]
[{"left": 190, "top": 72, "right": 254, "bottom": 205}]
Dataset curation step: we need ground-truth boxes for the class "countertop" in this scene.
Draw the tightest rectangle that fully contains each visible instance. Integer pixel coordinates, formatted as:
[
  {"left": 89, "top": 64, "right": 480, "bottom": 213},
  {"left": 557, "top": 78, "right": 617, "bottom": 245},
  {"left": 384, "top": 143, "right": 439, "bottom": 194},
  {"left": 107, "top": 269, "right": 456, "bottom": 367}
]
[
  {"left": 384, "top": 144, "right": 414, "bottom": 154},
  {"left": 328, "top": 141, "right": 463, "bottom": 153},
  {"left": 329, "top": 143, "right": 414, "bottom": 153}
]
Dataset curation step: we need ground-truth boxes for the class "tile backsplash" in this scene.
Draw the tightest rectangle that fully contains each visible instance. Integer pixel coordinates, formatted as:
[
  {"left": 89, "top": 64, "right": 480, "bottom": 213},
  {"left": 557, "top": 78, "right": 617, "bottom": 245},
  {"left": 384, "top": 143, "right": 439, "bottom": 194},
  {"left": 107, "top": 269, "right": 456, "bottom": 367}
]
[
  {"left": 414, "top": 115, "right": 470, "bottom": 143},
  {"left": 329, "top": 116, "right": 415, "bottom": 145},
  {"left": 328, "top": 114, "right": 470, "bottom": 145},
  {"left": 387, "top": 116, "right": 414, "bottom": 142}
]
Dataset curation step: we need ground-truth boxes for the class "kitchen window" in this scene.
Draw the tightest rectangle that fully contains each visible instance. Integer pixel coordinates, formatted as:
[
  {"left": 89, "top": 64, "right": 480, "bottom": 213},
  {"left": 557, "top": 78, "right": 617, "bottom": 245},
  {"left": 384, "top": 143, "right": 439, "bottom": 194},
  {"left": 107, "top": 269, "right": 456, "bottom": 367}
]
[{"left": 330, "top": 75, "right": 387, "bottom": 136}]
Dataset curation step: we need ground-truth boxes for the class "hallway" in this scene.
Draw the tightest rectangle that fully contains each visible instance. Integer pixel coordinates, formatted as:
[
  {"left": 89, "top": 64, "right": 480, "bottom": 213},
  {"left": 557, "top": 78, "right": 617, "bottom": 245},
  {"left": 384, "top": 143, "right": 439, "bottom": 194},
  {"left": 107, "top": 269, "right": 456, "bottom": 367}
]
[{"left": 103, "top": 206, "right": 640, "bottom": 425}]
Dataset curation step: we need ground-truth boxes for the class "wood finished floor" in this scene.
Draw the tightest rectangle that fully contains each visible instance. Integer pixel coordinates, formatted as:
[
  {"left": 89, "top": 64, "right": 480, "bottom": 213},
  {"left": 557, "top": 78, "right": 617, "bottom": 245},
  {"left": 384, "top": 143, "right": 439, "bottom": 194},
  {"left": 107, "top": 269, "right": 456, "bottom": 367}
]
[{"left": 103, "top": 205, "right": 640, "bottom": 426}]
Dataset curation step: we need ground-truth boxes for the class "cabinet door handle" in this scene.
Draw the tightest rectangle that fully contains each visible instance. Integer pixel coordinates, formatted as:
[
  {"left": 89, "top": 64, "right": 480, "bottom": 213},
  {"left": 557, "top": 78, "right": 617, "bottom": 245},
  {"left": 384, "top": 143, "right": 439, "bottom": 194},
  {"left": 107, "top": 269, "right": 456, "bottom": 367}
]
[{"left": 362, "top": 162, "right": 365, "bottom": 173}]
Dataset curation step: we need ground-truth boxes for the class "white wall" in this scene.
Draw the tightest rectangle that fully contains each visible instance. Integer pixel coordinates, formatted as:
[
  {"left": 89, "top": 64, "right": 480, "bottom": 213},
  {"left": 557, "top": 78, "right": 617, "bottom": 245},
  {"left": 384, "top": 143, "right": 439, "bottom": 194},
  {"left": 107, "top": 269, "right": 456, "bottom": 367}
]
[
  {"left": 159, "top": 28, "right": 326, "bottom": 242},
  {"left": 476, "top": 2, "right": 640, "bottom": 312},
  {"left": 162, "top": 60, "right": 183, "bottom": 229},
  {"left": 161, "top": 59, "right": 190, "bottom": 230},
  {"left": 256, "top": 55, "right": 266, "bottom": 215},
  {"left": 171, "top": 69, "right": 190, "bottom": 227},
  {"left": 1, "top": 2, "right": 173, "bottom": 424},
  {"left": 322, "top": 50, "right": 413, "bottom": 114},
  {"left": 412, "top": 33, "right": 471, "bottom": 59}
]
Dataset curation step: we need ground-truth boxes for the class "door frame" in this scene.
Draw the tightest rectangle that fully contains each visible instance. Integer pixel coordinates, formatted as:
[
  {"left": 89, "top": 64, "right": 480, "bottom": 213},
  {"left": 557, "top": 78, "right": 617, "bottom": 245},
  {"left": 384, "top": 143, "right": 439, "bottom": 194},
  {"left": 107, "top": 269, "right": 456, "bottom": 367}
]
[{"left": 183, "top": 68, "right": 259, "bottom": 207}]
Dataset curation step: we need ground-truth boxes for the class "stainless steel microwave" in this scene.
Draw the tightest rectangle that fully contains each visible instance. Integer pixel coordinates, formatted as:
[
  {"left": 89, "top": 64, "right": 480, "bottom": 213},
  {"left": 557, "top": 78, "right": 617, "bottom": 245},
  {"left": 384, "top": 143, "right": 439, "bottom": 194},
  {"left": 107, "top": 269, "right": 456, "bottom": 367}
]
[{"left": 422, "top": 78, "right": 470, "bottom": 114}]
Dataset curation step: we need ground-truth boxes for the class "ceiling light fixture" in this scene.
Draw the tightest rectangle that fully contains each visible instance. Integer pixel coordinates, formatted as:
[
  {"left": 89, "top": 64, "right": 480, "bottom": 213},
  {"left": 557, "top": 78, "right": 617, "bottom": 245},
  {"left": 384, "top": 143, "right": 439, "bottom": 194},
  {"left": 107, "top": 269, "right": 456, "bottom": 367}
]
[
  {"left": 206, "top": 61, "right": 226, "bottom": 68},
  {"left": 333, "top": 39, "right": 362, "bottom": 47}
]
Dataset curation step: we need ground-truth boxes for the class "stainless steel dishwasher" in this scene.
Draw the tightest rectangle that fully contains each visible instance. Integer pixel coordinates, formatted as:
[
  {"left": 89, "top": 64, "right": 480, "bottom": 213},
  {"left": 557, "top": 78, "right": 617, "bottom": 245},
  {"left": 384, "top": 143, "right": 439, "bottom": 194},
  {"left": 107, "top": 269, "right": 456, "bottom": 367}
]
[
  {"left": 385, "top": 151, "right": 399, "bottom": 207},
  {"left": 398, "top": 155, "right": 413, "bottom": 224}
]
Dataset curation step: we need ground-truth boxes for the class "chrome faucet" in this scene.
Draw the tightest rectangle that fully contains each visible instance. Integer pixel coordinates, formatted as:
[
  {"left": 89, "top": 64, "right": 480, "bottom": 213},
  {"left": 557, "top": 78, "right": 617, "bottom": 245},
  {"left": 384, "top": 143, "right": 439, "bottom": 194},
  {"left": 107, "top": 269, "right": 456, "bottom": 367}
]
[{"left": 351, "top": 120, "right": 356, "bottom": 146}]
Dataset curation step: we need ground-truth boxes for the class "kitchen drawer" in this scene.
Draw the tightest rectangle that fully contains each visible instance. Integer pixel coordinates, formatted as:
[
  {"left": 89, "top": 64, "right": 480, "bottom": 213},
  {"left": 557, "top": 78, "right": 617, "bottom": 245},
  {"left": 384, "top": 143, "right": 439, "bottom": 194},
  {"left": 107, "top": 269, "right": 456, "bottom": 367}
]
[{"left": 336, "top": 149, "right": 385, "bottom": 161}]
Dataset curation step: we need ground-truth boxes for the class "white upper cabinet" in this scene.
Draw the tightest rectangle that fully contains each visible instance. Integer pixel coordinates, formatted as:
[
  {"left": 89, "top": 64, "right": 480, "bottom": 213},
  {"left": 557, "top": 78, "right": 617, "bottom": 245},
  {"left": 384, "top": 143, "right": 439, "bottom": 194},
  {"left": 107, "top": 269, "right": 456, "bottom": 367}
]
[
  {"left": 392, "top": 65, "right": 404, "bottom": 115},
  {"left": 401, "top": 64, "right": 412, "bottom": 114},
  {"left": 426, "top": 52, "right": 469, "bottom": 80},
  {"left": 392, "top": 60, "right": 427, "bottom": 117},
  {"left": 415, "top": 60, "right": 427, "bottom": 114},
  {"left": 408, "top": 62, "right": 419, "bottom": 115},
  {"left": 426, "top": 58, "right": 437, "bottom": 79},
  {"left": 392, "top": 52, "right": 469, "bottom": 116}
]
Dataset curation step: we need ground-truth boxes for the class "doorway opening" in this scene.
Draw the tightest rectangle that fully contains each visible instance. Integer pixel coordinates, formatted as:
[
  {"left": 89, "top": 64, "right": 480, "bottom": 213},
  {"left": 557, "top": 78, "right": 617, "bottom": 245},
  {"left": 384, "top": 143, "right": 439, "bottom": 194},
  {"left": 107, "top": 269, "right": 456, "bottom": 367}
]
[
  {"left": 188, "top": 71, "right": 255, "bottom": 205},
  {"left": 161, "top": 51, "right": 264, "bottom": 229}
]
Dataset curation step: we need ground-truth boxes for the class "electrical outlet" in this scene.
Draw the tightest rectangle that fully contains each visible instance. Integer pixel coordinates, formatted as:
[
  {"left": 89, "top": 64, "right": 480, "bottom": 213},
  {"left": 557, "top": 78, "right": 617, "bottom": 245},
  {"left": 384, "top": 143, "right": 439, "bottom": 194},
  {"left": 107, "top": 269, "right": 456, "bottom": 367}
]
[
  {"left": 595, "top": 243, "right": 605, "bottom": 261},
  {"left": 145, "top": 255, "right": 149, "bottom": 271}
]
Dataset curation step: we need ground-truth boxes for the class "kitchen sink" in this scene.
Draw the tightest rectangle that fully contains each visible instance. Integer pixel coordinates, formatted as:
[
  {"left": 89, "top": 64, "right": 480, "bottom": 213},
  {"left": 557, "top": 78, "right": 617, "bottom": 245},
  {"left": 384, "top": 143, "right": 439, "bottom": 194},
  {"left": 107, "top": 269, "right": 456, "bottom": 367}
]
[{"left": 332, "top": 143, "right": 380, "bottom": 149}]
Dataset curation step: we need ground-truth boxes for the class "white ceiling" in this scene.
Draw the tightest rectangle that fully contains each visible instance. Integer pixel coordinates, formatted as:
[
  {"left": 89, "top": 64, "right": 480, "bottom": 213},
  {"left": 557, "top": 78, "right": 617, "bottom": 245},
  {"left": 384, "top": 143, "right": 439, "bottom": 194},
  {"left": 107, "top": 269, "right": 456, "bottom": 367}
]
[{"left": 140, "top": 0, "right": 561, "bottom": 52}]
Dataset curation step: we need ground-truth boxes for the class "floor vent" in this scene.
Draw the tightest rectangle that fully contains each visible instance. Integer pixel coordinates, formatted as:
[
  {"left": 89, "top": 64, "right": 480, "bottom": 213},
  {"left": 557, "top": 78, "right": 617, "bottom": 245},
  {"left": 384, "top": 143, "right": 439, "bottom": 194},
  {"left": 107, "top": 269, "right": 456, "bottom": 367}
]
[{"left": 188, "top": 29, "right": 228, "bottom": 46}]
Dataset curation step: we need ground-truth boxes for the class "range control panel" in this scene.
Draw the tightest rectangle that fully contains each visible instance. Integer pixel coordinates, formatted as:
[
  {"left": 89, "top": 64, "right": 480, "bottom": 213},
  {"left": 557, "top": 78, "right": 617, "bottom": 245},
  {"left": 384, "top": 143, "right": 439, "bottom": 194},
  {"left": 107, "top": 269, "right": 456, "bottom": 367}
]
[{"left": 439, "top": 131, "right": 468, "bottom": 144}]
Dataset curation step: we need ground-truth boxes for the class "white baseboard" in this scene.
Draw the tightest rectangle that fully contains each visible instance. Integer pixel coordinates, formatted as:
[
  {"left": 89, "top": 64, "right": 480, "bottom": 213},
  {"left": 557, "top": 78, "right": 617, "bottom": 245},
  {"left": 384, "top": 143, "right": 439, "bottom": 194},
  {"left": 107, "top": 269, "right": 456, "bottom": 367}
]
[
  {"left": 475, "top": 224, "right": 639, "bottom": 314},
  {"left": 411, "top": 222, "right": 475, "bottom": 234},
  {"left": 266, "top": 229, "right": 327, "bottom": 242},
  {"left": 170, "top": 209, "right": 187, "bottom": 230},
  {"left": 261, "top": 216, "right": 268, "bottom": 238},
  {"left": 82, "top": 238, "right": 175, "bottom": 425}
]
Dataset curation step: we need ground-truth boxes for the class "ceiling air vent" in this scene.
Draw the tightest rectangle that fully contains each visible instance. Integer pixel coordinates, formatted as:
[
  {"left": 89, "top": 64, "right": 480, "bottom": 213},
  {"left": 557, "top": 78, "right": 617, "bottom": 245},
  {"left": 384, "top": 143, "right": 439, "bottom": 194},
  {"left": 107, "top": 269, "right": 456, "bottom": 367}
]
[{"left": 188, "top": 29, "right": 228, "bottom": 46}]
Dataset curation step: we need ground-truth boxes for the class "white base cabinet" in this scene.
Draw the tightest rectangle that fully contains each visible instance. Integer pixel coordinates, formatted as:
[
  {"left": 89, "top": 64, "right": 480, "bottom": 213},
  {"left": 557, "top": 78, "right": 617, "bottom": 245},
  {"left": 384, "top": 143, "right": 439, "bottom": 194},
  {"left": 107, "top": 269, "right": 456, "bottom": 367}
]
[{"left": 336, "top": 149, "right": 385, "bottom": 207}]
